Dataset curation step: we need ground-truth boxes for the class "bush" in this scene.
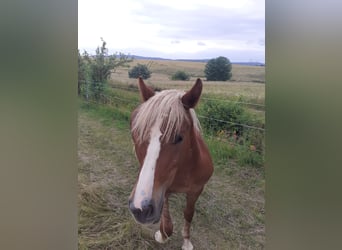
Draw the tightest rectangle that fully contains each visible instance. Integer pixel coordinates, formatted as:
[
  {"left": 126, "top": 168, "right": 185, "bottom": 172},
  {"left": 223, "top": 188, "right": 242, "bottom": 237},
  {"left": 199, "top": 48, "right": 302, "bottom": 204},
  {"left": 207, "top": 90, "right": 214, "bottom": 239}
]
[
  {"left": 198, "top": 98, "right": 264, "bottom": 153},
  {"left": 79, "top": 39, "right": 132, "bottom": 102},
  {"left": 199, "top": 99, "right": 246, "bottom": 135},
  {"left": 171, "top": 70, "right": 190, "bottom": 81},
  {"left": 204, "top": 56, "right": 232, "bottom": 81},
  {"left": 128, "top": 64, "right": 151, "bottom": 79}
]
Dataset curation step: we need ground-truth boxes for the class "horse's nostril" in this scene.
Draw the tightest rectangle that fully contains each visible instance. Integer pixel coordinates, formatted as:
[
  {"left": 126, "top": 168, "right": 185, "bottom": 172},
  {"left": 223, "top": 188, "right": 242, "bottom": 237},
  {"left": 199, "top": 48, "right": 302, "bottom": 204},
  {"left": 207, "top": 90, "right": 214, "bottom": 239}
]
[
  {"left": 145, "top": 204, "right": 154, "bottom": 217},
  {"left": 141, "top": 199, "right": 154, "bottom": 211},
  {"left": 129, "top": 199, "right": 155, "bottom": 223},
  {"left": 140, "top": 199, "right": 154, "bottom": 217}
]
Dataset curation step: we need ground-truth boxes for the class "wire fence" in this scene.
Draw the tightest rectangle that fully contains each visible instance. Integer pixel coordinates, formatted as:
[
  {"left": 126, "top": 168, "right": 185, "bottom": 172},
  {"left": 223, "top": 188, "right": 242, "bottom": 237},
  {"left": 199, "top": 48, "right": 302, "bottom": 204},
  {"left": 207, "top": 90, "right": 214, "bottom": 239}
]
[
  {"left": 201, "top": 97, "right": 265, "bottom": 108},
  {"left": 85, "top": 91, "right": 265, "bottom": 132},
  {"left": 109, "top": 84, "right": 265, "bottom": 111},
  {"left": 80, "top": 81, "right": 265, "bottom": 157},
  {"left": 110, "top": 85, "right": 140, "bottom": 92},
  {"left": 197, "top": 115, "right": 265, "bottom": 132}
]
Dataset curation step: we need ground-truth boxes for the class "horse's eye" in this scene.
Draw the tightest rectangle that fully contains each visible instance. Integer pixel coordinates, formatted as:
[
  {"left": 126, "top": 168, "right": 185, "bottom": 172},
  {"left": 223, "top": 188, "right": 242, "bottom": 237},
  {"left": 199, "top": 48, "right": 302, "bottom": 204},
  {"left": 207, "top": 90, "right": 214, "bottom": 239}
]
[{"left": 173, "top": 134, "right": 183, "bottom": 144}]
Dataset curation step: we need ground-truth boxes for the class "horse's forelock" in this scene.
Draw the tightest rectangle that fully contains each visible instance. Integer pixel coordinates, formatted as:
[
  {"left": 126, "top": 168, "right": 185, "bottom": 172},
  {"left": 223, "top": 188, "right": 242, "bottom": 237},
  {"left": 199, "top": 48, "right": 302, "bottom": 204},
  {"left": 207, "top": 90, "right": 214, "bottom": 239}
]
[{"left": 131, "top": 90, "right": 200, "bottom": 144}]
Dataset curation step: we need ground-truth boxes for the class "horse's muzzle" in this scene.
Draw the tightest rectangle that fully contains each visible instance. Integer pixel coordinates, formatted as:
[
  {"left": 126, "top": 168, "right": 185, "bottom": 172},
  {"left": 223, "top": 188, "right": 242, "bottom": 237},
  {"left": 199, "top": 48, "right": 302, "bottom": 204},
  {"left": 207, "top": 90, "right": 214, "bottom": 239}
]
[{"left": 128, "top": 199, "right": 161, "bottom": 224}]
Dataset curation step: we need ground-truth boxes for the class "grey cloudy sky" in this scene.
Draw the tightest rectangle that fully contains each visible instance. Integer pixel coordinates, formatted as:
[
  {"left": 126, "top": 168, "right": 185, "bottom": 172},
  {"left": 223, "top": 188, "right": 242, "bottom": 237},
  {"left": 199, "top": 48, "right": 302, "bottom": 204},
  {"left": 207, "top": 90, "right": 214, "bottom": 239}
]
[{"left": 78, "top": 0, "right": 264, "bottom": 62}]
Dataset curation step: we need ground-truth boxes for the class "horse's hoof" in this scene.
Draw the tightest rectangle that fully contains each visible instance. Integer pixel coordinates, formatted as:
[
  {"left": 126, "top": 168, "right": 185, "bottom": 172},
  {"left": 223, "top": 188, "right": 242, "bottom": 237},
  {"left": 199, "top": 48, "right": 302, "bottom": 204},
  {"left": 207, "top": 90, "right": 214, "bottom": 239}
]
[
  {"left": 182, "top": 239, "right": 193, "bottom": 250},
  {"left": 155, "top": 230, "right": 168, "bottom": 244}
]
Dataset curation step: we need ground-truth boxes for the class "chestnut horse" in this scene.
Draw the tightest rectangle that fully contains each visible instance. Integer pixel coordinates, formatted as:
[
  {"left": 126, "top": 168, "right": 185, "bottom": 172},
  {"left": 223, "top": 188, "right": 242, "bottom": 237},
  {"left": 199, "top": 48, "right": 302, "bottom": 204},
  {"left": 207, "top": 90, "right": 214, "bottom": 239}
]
[{"left": 128, "top": 77, "right": 213, "bottom": 250}]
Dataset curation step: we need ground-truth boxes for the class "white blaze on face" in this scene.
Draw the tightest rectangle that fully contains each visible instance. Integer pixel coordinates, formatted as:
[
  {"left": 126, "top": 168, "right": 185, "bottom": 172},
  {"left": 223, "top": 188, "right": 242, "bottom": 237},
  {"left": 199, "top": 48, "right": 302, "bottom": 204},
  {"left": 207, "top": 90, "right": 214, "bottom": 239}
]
[{"left": 133, "top": 121, "right": 162, "bottom": 210}]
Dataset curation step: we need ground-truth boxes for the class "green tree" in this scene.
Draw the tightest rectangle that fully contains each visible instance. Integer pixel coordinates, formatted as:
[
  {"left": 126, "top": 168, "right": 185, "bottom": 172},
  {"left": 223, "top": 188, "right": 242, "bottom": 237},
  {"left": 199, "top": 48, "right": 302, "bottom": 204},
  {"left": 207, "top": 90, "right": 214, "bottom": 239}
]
[
  {"left": 128, "top": 63, "right": 152, "bottom": 79},
  {"left": 81, "top": 38, "right": 132, "bottom": 101},
  {"left": 204, "top": 56, "right": 232, "bottom": 81},
  {"left": 171, "top": 70, "right": 190, "bottom": 81}
]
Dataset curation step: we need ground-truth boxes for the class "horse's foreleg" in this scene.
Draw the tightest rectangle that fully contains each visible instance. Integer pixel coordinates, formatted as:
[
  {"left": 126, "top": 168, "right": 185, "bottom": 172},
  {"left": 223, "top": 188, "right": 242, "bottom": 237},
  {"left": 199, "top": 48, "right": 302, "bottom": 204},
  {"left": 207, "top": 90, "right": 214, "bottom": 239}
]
[
  {"left": 182, "top": 189, "right": 203, "bottom": 250},
  {"left": 155, "top": 194, "right": 173, "bottom": 243}
]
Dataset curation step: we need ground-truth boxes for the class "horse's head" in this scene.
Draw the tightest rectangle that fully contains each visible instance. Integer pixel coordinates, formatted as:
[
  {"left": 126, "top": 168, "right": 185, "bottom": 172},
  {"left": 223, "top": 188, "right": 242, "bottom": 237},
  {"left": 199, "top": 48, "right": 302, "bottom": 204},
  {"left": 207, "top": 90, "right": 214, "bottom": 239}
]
[{"left": 128, "top": 77, "right": 202, "bottom": 224}]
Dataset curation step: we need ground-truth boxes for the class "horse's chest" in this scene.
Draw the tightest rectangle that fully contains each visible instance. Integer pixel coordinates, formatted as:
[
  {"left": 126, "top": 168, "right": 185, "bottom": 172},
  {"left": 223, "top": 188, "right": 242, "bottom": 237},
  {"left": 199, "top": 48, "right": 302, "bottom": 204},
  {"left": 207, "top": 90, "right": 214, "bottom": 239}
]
[{"left": 168, "top": 170, "right": 199, "bottom": 193}]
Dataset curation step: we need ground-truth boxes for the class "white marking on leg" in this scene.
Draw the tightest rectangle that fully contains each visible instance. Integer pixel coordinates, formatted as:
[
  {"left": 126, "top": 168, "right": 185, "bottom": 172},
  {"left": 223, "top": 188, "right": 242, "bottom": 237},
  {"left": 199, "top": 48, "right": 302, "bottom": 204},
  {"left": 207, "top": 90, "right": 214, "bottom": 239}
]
[
  {"left": 182, "top": 239, "right": 193, "bottom": 250},
  {"left": 133, "top": 121, "right": 162, "bottom": 209},
  {"left": 154, "top": 230, "right": 168, "bottom": 243},
  {"left": 182, "top": 220, "right": 192, "bottom": 250}
]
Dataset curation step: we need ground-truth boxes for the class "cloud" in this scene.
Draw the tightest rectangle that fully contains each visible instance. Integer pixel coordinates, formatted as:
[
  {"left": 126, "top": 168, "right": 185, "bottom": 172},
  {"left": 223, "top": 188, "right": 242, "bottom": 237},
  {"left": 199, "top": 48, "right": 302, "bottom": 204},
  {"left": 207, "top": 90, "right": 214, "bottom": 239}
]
[
  {"left": 78, "top": 0, "right": 265, "bottom": 62},
  {"left": 132, "top": 1, "right": 264, "bottom": 40}
]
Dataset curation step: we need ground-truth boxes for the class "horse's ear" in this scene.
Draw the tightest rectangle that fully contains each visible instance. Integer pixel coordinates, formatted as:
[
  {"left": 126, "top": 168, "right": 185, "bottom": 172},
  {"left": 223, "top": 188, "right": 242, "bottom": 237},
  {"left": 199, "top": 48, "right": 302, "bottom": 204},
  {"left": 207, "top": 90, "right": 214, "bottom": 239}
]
[
  {"left": 182, "top": 78, "right": 203, "bottom": 109},
  {"left": 138, "top": 77, "right": 155, "bottom": 102}
]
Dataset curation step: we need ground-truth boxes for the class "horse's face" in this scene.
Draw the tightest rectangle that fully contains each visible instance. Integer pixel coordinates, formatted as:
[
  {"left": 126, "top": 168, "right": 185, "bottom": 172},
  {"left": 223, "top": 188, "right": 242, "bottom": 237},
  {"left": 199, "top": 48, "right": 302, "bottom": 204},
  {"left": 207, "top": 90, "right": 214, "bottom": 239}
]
[{"left": 128, "top": 78, "right": 202, "bottom": 224}]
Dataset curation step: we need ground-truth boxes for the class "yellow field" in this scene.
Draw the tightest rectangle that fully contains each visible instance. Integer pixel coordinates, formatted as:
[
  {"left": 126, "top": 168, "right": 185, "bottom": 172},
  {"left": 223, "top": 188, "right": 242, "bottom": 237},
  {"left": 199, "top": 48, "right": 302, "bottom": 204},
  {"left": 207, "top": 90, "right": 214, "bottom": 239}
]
[{"left": 110, "top": 59, "right": 265, "bottom": 100}]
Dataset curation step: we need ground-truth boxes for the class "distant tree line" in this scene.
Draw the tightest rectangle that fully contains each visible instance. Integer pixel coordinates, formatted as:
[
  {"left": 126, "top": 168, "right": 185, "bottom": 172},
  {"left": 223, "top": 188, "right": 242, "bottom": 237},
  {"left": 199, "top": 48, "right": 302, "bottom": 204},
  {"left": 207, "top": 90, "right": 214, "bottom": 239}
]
[{"left": 78, "top": 41, "right": 233, "bottom": 103}]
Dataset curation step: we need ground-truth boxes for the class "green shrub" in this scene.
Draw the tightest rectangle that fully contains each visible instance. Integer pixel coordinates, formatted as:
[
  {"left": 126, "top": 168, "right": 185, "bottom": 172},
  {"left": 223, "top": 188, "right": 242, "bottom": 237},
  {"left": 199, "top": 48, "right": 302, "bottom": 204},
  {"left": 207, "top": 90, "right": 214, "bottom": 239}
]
[
  {"left": 198, "top": 98, "right": 265, "bottom": 156},
  {"left": 128, "top": 63, "right": 152, "bottom": 79},
  {"left": 199, "top": 99, "right": 247, "bottom": 135},
  {"left": 171, "top": 70, "right": 190, "bottom": 81}
]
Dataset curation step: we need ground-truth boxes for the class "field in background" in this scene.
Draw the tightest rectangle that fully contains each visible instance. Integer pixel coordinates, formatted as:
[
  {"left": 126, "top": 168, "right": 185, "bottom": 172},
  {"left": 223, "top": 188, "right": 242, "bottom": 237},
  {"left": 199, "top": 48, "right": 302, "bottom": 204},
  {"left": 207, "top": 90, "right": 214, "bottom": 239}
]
[
  {"left": 113, "top": 59, "right": 265, "bottom": 83},
  {"left": 111, "top": 59, "right": 265, "bottom": 105},
  {"left": 79, "top": 59, "right": 265, "bottom": 249}
]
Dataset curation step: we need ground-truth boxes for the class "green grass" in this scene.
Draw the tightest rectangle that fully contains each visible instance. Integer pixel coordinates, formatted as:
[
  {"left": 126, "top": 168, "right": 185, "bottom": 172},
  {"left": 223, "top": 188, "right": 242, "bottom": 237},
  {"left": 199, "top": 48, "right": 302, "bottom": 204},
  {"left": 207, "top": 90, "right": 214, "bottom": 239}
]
[
  {"left": 78, "top": 98, "right": 265, "bottom": 249},
  {"left": 79, "top": 95, "right": 133, "bottom": 130},
  {"left": 79, "top": 61, "right": 265, "bottom": 249},
  {"left": 204, "top": 135, "right": 264, "bottom": 168}
]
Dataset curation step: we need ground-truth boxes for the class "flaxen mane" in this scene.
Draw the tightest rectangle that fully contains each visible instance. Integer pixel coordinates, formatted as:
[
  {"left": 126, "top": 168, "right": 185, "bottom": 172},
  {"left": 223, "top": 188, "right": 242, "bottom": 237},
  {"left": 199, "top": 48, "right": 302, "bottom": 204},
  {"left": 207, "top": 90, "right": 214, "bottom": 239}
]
[{"left": 131, "top": 89, "right": 200, "bottom": 144}]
